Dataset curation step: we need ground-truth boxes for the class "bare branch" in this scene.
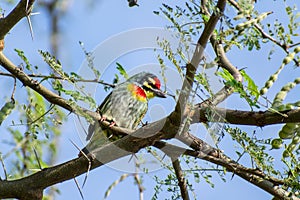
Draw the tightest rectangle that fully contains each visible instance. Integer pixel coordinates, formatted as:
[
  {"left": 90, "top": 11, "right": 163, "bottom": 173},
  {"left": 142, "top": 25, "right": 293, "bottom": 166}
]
[
  {"left": 0, "top": 121, "right": 295, "bottom": 200},
  {"left": 211, "top": 34, "right": 242, "bottom": 82},
  {"left": 175, "top": 0, "right": 227, "bottom": 114},
  {"left": 133, "top": 173, "right": 144, "bottom": 200},
  {"left": 154, "top": 140, "right": 296, "bottom": 200},
  {"left": 172, "top": 159, "right": 190, "bottom": 200},
  {"left": 192, "top": 106, "right": 300, "bottom": 126},
  {"left": 0, "top": 71, "right": 115, "bottom": 87}
]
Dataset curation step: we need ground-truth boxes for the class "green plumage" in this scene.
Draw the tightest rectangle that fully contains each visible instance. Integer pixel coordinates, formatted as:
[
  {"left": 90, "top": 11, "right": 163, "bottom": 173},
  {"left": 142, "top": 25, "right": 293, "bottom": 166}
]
[{"left": 81, "top": 72, "right": 166, "bottom": 155}]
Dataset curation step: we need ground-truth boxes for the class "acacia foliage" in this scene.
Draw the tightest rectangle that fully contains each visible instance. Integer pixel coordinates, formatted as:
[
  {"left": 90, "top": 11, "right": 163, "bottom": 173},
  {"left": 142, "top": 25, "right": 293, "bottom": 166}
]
[{"left": 0, "top": 0, "right": 299, "bottom": 200}]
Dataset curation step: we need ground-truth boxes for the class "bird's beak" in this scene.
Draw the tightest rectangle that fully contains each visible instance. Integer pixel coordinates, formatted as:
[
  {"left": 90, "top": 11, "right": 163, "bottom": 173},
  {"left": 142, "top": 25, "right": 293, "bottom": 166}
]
[{"left": 152, "top": 88, "right": 167, "bottom": 98}]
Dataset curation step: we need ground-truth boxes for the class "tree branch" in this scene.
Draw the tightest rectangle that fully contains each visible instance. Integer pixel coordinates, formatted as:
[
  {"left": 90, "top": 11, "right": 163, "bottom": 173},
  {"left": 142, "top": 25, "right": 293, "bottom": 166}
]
[
  {"left": 211, "top": 34, "right": 242, "bottom": 82},
  {"left": 1, "top": 1, "right": 298, "bottom": 199},
  {"left": 227, "top": 0, "right": 299, "bottom": 66},
  {"left": 0, "top": 71, "right": 115, "bottom": 87},
  {"left": 153, "top": 141, "right": 296, "bottom": 200},
  {"left": 0, "top": 51, "right": 73, "bottom": 111},
  {"left": 2, "top": 47, "right": 300, "bottom": 129},
  {"left": 1, "top": 126, "right": 293, "bottom": 200},
  {"left": 174, "top": 0, "right": 227, "bottom": 115},
  {"left": 192, "top": 106, "right": 300, "bottom": 126},
  {"left": 0, "top": 0, "right": 35, "bottom": 40},
  {"left": 172, "top": 159, "right": 190, "bottom": 200}
]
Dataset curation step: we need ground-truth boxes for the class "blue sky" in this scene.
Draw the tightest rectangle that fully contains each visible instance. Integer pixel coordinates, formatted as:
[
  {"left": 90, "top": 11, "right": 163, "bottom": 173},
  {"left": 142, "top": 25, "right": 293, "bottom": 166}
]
[{"left": 1, "top": 0, "right": 299, "bottom": 199}]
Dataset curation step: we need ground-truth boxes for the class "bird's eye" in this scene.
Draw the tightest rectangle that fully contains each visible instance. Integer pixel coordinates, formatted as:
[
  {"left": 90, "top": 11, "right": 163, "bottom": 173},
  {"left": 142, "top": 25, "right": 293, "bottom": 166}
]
[
  {"left": 147, "top": 77, "right": 160, "bottom": 89},
  {"left": 148, "top": 82, "right": 157, "bottom": 89},
  {"left": 142, "top": 84, "right": 151, "bottom": 91}
]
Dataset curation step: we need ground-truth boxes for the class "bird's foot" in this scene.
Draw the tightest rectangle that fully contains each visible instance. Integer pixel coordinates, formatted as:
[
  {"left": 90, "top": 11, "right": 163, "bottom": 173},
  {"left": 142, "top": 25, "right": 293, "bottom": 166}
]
[
  {"left": 109, "top": 121, "right": 116, "bottom": 128},
  {"left": 98, "top": 114, "right": 116, "bottom": 128},
  {"left": 99, "top": 115, "right": 106, "bottom": 122}
]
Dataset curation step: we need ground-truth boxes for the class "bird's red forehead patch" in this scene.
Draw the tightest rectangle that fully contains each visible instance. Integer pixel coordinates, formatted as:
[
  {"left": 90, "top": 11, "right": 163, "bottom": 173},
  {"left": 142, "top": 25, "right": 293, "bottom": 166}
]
[{"left": 154, "top": 77, "right": 161, "bottom": 89}]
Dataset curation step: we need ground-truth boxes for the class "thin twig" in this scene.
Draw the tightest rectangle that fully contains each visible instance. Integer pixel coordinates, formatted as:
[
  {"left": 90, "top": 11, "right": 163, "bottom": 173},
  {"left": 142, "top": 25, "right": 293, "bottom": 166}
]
[
  {"left": 289, "top": 42, "right": 300, "bottom": 48},
  {"left": 133, "top": 159, "right": 144, "bottom": 200},
  {"left": 184, "top": 168, "right": 224, "bottom": 172},
  {"left": 133, "top": 173, "right": 144, "bottom": 200},
  {"left": 0, "top": 154, "right": 8, "bottom": 180},
  {"left": 227, "top": 0, "right": 300, "bottom": 66},
  {"left": 11, "top": 77, "right": 17, "bottom": 100},
  {"left": 3, "top": 137, "right": 29, "bottom": 160},
  {"left": 10, "top": 104, "right": 55, "bottom": 126},
  {"left": 172, "top": 158, "right": 190, "bottom": 200},
  {"left": 0, "top": 71, "right": 115, "bottom": 88}
]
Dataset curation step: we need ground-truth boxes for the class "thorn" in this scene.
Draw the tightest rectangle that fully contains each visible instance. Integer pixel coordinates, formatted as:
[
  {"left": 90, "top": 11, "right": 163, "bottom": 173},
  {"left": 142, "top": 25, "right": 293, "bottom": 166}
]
[
  {"left": 74, "top": 178, "right": 85, "bottom": 200},
  {"left": 30, "top": 12, "right": 40, "bottom": 16},
  {"left": 69, "top": 139, "right": 93, "bottom": 188},
  {"left": 69, "top": 139, "right": 92, "bottom": 188},
  {"left": 76, "top": 115, "right": 89, "bottom": 138},
  {"left": 128, "top": 153, "right": 138, "bottom": 163},
  {"left": 82, "top": 156, "right": 92, "bottom": 188},
  {"left": 107, "top": 134, "right": 113, "bottom": 139},
  {"left": 161, "top": 153, "right": 167, "bottom": 161},
  {"left": 25, "top": 0, "right": 35, "bottom": 40},
  {"left": 32, "top": 146, "right": 42, "bottom": 170},
  {"left": 0, "top": 154, "right": 8, "bottom": 180},
  {"left": 26, "top": 0, "right": 29, "bottom": 11}
]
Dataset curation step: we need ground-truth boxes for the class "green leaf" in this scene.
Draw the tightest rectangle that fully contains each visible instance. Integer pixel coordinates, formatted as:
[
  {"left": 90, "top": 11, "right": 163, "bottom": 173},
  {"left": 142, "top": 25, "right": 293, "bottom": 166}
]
[
  {"left": 116, "top": 62, "right": 129, "bottom": 79},
  {"left": 240, "top": 70, "right": 259, "bottom": 102},
  {"left": 14, "top": 49, "right": 32, "bottom": 71}
]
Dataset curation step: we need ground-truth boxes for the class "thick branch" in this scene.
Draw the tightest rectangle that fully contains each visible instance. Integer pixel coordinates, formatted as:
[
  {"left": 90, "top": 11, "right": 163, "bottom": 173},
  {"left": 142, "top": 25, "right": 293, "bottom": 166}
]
[
  {"left": 1, "top": 127, "right": 294, "bottom": 200},
  {"left": 192, "top": 106, "right": 300, "bottom": 126},
  {"left": 175, "top": 0, "right": 227, "bottom": 111},
  {"left": 0, "top": 1, "right": 297, "bottom": 199},
  {"left": 191, "top": 151, "right": 296, "bottom": 200},
  {"left": 0, "top": 155, "right": 101, "bottom": 199},
  {"left": 3, "top": 47, "right": 300, "bottom": 128},
  {"left": 154, "top": 141, "right": 296, "bottom": 200}
]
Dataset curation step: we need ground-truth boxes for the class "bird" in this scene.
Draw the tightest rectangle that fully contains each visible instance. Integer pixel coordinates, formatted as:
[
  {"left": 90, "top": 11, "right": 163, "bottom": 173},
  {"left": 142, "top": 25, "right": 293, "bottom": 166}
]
[{"left": 80, "top": 72, "right": 166, "bottom": 156}]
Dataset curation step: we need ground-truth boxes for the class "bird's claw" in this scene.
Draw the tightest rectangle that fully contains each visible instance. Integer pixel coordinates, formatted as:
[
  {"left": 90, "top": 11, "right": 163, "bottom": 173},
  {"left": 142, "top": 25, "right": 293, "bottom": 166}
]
[
  {"left": 99, "top": 115, "right": 106, "bottom": 122},
  {"left": 98, "top": 115, "right": 116, "bottom": 128},
  {"left": 109, "top": 121, "right": 116, "bottom": 128}
]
